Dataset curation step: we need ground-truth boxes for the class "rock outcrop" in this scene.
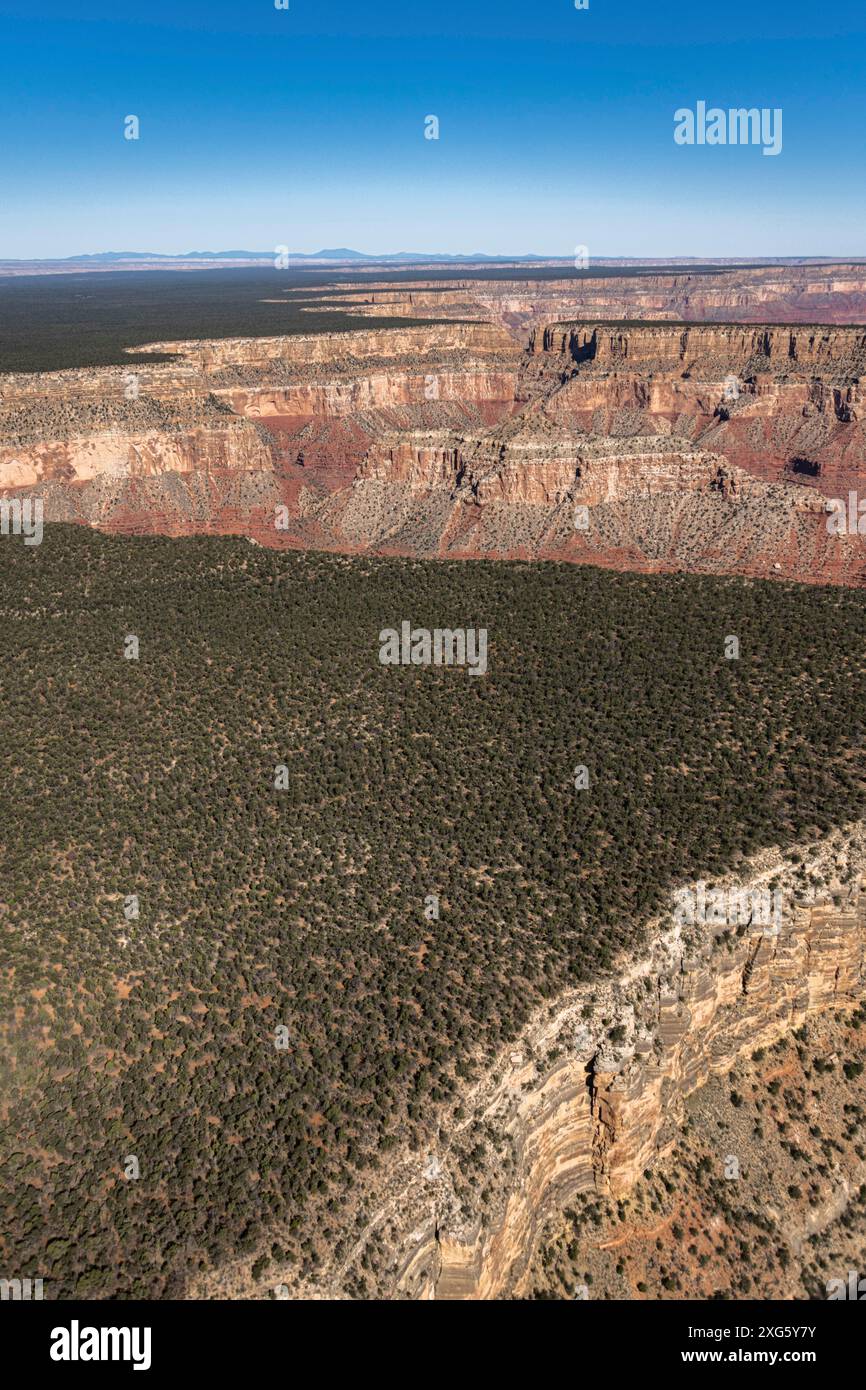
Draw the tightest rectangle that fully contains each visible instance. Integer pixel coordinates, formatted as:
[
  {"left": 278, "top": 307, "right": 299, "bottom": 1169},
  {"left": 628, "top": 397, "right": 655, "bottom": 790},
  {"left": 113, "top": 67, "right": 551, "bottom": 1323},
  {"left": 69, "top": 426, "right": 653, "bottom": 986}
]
[
  {"left": 260, "top": 827, "right": 866, "bottom": 1301},
  {"left": 534, "top": 321, "right": 866, "bottom": 373}
]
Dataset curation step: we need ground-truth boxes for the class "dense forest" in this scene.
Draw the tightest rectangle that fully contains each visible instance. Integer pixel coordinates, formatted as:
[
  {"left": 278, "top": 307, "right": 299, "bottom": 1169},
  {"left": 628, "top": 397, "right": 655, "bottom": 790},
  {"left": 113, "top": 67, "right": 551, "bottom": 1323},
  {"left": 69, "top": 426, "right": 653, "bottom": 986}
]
[
  {"left": 1, "top": 525, "right": 865, "bottom": 1297},
  {"left": 0, "top": 269, "right": 437, "bottom": 374}
]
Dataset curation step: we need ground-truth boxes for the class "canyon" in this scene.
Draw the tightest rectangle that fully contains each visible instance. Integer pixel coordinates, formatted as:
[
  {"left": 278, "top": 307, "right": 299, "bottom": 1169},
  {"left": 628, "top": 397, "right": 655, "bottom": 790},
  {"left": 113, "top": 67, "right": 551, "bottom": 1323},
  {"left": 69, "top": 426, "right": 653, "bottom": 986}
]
[
  {"left": 3, "top": 262, "right": 866, "bottom": 586},
  {"left": 200, "top": 825, "right": 866, "bottom": 1300},
  {"left": 423, "top": 832, "right": 866, "bottom": 1300},
  {"left": 5, "top": 262, "right": 866, "bottom": 1305}
]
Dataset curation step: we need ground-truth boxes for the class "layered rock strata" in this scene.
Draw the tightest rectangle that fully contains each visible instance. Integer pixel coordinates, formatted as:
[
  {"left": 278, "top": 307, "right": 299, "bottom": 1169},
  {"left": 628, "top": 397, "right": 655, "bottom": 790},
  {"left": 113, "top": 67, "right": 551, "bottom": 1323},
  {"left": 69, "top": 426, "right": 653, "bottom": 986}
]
[
  {"left": 267, "top": 828, "right": 866, "bottom": 1301},
  {"left": 2, "top": 302, "right": 866, "bottom": 583},
  {"left": 298, "top": 263, "right": 866, "bottom": 337}
]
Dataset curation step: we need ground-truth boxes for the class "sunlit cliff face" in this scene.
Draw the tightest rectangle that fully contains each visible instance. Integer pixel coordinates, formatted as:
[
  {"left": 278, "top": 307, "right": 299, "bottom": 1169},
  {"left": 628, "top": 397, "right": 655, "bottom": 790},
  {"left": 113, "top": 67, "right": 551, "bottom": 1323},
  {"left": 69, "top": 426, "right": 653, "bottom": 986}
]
[{"left": 3, "top": 271, "right": 866, "bottom": 587}]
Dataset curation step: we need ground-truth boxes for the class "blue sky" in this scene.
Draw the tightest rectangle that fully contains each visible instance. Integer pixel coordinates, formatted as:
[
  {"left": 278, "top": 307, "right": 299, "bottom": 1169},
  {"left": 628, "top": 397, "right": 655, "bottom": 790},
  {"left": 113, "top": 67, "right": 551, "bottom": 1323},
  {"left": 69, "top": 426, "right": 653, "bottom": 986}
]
[{"left": 0, "top": 0, "right": 864, "bottom": 258}]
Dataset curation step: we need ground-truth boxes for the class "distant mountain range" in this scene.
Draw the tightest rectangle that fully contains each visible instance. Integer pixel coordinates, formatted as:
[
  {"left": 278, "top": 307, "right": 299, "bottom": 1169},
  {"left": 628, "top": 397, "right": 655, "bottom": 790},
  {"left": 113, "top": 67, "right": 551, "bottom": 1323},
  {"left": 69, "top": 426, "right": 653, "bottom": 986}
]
[
  {"left": 3, "top": 250, "right": 858, "bottom": 267},
  {"left": 9, "top": 248, "right": 553, "bottom": 265},
  {"left": 0, "top": 252, "right": 860, "bottom": 283}
]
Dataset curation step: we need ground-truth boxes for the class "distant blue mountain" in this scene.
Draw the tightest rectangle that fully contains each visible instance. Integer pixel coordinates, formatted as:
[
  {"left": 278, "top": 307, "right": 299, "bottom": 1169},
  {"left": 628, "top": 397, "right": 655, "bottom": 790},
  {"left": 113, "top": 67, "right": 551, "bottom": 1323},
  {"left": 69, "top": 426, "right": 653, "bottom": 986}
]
[
  {"left": 2, "top": 251, "right": 847, "bottom": 270},
  {"left": 48, "top": 248, "right": 554, "bottom": 264}
]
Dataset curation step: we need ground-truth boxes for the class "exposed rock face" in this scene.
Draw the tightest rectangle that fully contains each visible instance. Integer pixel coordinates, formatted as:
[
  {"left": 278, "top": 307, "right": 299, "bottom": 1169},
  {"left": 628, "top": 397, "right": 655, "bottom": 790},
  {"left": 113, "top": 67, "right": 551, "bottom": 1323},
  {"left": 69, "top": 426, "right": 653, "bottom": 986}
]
[
  {"left": 218, "top": 367, "right": 519, "bottom": 420},
  {"left": 0, "top": 421, "right": 272, "bottom": 490},
  {"left": 534, "top": 321, "right": 866, "bottom": 372},
  {"left": 433, "top": 874, "right": 866, "bottom": 1298},
  {"left": 358, "top": 430, "right": 749, "bottom": 507},
  {"left": 3, "top": 274, "right": 866, "bottom": 584},
  {"left": 140, "top": 322, "right": 515, "bottom": 370},
  {"left": 524, "top": 1004, "right": 866, "bottom": 1301},
  {"left": 305, "top": 263, "right": 866, "bottom": 336},
  {"left": 261, "top": 828, "right": 866, "bottom": 1302}
]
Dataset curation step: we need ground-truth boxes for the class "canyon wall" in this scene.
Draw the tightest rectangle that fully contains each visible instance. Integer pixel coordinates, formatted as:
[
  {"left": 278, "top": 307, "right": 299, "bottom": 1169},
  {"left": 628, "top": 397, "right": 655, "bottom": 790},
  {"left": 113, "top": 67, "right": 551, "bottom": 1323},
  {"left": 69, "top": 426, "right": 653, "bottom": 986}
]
[
  {"left": 431, "top": 890, "right": 866, "bottom": 1299},
  {"left": 0, "top": 419, "right": 272, "bottom": 490},
  {"left": 3, "top": 289, "right": 866, "bottom": 585},
  {"left": 274, "top": 830, "right": 866, "bottom": 1301},
  {"left": 139, "top": 322, "right": 516, "bottom": 370},
  {"left": 534, "top": 321, "right": 866, "bottom": 372},
  {"left": 216, "top": 367, "right": 519, "bottom": 420},
  {"left": 304, "top": 264, "right": 866, "bottom": 337}
]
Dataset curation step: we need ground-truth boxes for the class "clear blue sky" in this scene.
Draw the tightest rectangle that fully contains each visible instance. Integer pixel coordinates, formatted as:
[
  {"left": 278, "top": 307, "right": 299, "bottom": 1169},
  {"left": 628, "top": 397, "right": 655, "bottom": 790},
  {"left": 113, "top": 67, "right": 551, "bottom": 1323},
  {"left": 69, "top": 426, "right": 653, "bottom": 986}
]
[{"left": 1, "top": 0, "right": 863, "bottom": 258}]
